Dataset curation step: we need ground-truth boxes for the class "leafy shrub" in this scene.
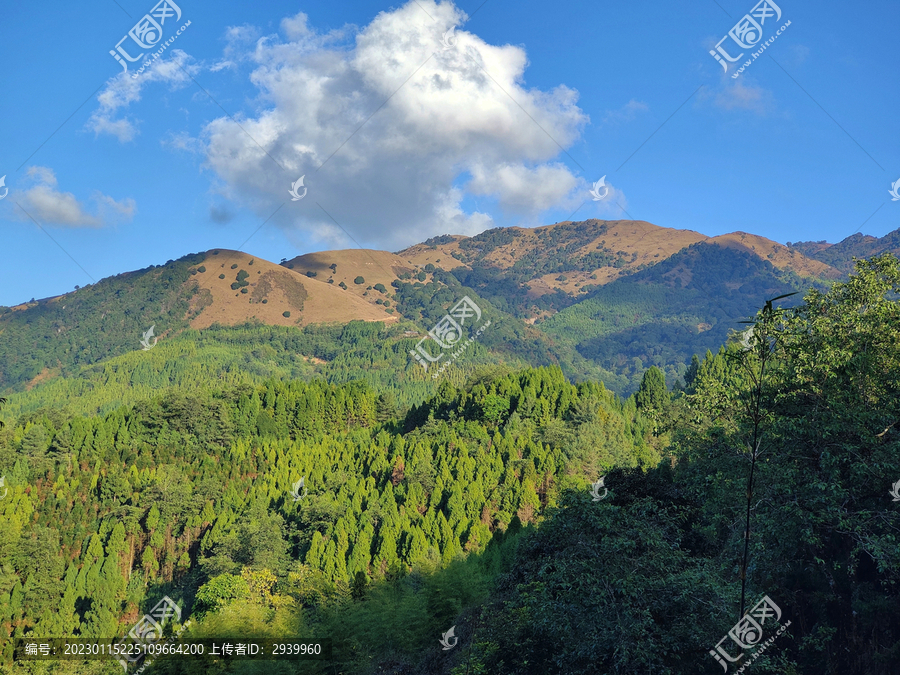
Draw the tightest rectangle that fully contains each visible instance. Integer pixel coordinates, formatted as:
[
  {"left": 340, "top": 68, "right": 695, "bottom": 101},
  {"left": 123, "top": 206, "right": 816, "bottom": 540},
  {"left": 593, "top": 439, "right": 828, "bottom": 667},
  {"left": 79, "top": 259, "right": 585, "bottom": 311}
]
[
  {"left": 424, "top": 263, "right": 435, "bottom": 273},
  {"left": 306, "top": 271, "right": 317, "bottom": 278},
  {"left": 231, "top": 264, "right": 238, "bottom": 269},
  {"left": 236, "top": 270, "right": 249, "bottom": 283},
  {"left": 374, "top": 283, "right": 387, "bottom": 293},
  {"left": 198, "top": 266, "right": 206, "bottom": 273},
  {"left": 416, "top": 271, "right": 426, "bottom": 281},
  {"left": 339, "top": 281, "right": 348, "bottom": 290},
  {"left": 219, "top": 274, "right": 225, "bottom": 279},
  {"left": 240, "top": 288, "right": 248, "bottom": 294},
  {"left": 283, "top": 311, "right": 291, "bottom": 318},
  {"left": 354, "top": 276, "right": 365, "bottom": 285}
]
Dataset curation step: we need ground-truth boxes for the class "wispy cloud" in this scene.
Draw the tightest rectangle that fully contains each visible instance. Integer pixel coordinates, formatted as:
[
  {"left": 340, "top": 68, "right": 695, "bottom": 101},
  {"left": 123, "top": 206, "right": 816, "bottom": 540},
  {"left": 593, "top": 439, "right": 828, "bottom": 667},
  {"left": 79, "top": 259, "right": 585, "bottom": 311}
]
[
  {"left": 14, "top": 166, "right": 136, "bottom": 227},
  {"left": 86, "top": 49, "right": 197, "bottom": 142},
  {"left": 602, "top": 99, "right": 649, "bottom": 124}
]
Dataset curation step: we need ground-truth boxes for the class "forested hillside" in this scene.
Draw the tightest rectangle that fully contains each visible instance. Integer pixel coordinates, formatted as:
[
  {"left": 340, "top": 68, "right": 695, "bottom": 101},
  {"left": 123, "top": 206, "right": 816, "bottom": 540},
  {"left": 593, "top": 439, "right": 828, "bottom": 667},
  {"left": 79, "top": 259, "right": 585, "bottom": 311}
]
[
  {"left": 1, "top": 255, "right": 898, "bottom": 674},
  {"left": 790, "top": 228, "right": 900, "bottom": 273},
  {"left": 539, "top": 241, "right": 831, "bottom": 390},
  {"left": 0, "top": 362, "right": 658, "bottom": 674},
  {"left": 3, "top": 220, "right": 865, "bottom": 401},
  {"left": 0, "top": 254, "right": 205, "bottom": 392}
]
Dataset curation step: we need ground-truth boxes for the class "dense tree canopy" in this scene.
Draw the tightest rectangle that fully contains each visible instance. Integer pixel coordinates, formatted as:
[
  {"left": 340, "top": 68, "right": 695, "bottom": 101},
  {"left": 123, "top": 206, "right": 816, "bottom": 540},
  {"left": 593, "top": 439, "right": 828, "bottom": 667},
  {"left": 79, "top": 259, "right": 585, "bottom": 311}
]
[{"left": 0, "top": 255, "right": 898, "bottom": 674}]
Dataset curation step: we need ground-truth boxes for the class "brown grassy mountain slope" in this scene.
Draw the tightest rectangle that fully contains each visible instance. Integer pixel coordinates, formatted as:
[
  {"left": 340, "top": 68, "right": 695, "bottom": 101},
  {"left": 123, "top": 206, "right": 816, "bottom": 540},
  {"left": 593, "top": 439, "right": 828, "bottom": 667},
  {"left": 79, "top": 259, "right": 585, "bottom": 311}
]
[
  {"left": 188, "top": 249, "right": 397, "bottom": 329},
  {"left": 789, "top": 228, "right": 900, "bottom": 273},
  {"left": 709, "top": 232, "right": 842, "bottom": 280},
  {"left": 282, "top": 249, "right": 423, "bottom": 308},
  {"left": 398, "top": 219, "right": 839, "bottom": 297}
]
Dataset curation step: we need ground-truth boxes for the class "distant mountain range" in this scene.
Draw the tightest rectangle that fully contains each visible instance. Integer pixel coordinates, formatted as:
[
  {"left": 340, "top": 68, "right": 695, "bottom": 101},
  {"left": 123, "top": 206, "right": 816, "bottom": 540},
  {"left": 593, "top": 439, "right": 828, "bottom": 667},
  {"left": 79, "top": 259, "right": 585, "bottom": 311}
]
[{"left": 2, "top": 220, "right": 898, "bottom": 398}]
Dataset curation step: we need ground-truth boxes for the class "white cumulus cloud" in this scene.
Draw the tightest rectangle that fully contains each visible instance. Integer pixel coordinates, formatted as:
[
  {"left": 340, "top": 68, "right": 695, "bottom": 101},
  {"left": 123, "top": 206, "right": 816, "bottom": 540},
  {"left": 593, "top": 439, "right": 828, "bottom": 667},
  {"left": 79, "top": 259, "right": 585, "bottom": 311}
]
[{"left": 197, "top": 1, "right": 592, "bottom": 249}]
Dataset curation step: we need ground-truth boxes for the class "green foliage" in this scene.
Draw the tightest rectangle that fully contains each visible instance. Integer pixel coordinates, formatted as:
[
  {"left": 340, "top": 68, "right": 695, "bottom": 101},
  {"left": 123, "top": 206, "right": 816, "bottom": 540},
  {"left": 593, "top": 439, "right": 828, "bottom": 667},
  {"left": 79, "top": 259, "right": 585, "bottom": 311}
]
[
  {"left": 792, "top": 228, "right": 900, "bottom": 273},
  {"left": 541, "top": 241, "right": 827, "bottom": 394},
  {"left": 373, "top": 283, "right": 387, "bottom": 293},
  {"left": 391, "top": 277, "right": 622, "bottom": 390},
  {"left": 2, "top": 246, "right": 898, "bottom": 675},
  {"left": 474, "top": 487, "right": 731, "bottom": 675},
  {"left": 353, "top": 276, "right": 365, "bottom": 285},
  {"left": 0, "top": 251, "right": 205, "bottom": 391},
  {"left": 282, "top": 311, "right": 291, "bottom": 318},
  {"left": 194, "top": 573, "right": 250, "bottom": 615},
  {"left": 636, "top": 366, "right": 668, "bottom": 412},
  {"left": 339, "top": 282, "right": 348, "bottom": 290},
  {"left": 0, "top": 362, "right": 650, "bottom": 663},
  {"left": 231, "top": 269, "right": 250, "bottom": 290}
]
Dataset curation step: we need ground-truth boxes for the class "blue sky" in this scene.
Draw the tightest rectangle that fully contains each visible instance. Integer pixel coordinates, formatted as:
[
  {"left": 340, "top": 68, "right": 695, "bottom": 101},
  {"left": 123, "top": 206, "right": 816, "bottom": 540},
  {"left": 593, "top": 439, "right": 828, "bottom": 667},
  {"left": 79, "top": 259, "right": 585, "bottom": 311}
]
[{"left": 0, "top": 0, "right": 897, "bottom": 305}]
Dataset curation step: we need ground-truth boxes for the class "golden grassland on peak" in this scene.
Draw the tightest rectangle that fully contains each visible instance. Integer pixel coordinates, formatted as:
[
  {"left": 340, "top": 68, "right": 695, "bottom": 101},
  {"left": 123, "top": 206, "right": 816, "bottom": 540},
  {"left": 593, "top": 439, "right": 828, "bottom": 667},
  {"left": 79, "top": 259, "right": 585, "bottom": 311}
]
[
  {"left": 187, "top": 249, "right": 397, "bottom": 329},
  {"left": 399, "top": 220, "right": 840, "bottom": 296}
]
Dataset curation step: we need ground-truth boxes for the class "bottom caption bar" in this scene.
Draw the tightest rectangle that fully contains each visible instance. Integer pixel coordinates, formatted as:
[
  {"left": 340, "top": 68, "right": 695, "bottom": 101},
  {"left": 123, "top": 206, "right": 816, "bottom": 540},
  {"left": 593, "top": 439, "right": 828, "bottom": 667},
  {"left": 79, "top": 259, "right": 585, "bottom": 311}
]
[{"left": 14, "top": 639, "right": 332, "bottom": 661}]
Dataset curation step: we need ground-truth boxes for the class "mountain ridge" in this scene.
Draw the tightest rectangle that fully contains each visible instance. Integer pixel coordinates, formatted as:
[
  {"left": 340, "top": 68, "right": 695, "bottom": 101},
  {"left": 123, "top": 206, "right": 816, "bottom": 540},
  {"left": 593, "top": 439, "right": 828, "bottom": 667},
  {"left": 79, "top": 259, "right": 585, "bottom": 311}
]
[{"left": 2, "top": 220, "right": 897, "bottom": 397}]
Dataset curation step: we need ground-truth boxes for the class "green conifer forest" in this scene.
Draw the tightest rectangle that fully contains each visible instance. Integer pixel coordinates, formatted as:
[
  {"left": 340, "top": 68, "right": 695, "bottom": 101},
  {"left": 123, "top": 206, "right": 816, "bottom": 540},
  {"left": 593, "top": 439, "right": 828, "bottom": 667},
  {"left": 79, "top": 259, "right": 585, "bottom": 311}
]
[{"left": 0, "top": 256, "right": 898, "bottom": 674}]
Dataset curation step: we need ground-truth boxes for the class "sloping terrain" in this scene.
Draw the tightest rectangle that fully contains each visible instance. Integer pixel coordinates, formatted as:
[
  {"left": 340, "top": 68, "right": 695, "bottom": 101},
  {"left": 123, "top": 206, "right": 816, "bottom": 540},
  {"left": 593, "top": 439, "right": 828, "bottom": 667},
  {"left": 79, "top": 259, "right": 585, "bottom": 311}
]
[
  {"left": 190, "top": 249, "right": 395, "bottom": 328},
  {"left": 0, "top": 250, "right": 399, "bottom": 393},
  {"left": 540, "top": 240, "right": 831, "bottom": 389},
  {"left": 709, "top": 231, "right": 843, "bottom": 280},
  {"left": 790, "top": 228, "right": 900, "bottom": 273},
  {"left": 399, "top": 219, "right": 838, "bottom": 318},
  {"left": 1, "top": 220, "right": 875, "bottom": 398},
  {"left": 282, "top": 249, "right": 420, "bottom": 311}
]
